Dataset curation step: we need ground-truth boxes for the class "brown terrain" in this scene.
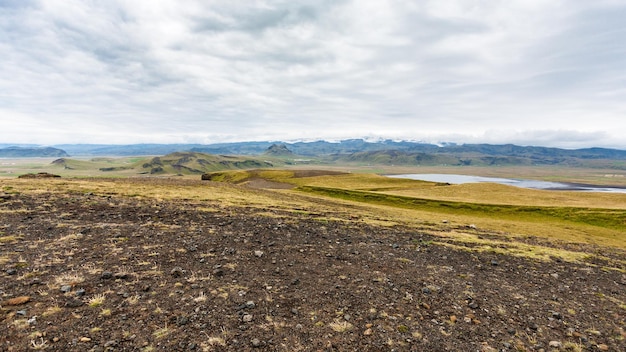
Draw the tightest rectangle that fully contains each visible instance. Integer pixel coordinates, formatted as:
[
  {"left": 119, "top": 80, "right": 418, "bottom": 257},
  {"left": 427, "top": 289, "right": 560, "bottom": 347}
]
[{"left": 1, "top": 178, "right": 625, "bottom": 351}]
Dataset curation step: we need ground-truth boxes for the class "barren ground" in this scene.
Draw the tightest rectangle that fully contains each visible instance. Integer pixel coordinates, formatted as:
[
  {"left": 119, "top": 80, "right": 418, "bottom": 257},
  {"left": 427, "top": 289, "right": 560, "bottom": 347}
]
[{"left": 1, "top": 178, "right": 625, "bottom": 351}]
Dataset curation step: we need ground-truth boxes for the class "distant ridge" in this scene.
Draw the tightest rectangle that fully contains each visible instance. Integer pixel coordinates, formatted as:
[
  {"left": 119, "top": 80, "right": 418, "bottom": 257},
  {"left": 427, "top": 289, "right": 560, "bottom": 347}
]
[
  {"left": 137, "top": 152, "right": 274, "bottom": 175},
  {"left": 264, "top": 144, "right": 294, "bottom": 156},
  {"left": 4, "top": 140, "right": 626, "bottom": 169},
  {"left": 0, "top": 146, "right": 69, "bottom": 157}
]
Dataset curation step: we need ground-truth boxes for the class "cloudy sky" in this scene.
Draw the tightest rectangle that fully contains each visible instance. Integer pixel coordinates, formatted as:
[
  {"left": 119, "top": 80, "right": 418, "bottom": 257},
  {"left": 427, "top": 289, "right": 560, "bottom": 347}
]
[{"left": 1, "top": 0, "right": 626, "bottom": 148}]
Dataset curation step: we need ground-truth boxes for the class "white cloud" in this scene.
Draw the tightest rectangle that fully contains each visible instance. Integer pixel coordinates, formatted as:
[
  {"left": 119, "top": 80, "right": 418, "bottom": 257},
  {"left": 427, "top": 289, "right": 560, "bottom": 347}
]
[{"left": 0, "top": 0, "right": 625, "bottom": 148}]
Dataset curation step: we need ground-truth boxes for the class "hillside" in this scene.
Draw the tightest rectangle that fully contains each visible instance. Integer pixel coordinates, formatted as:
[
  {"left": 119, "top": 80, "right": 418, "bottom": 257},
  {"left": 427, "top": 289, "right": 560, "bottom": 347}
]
[
  {"left": 136, "top": 152, "right": 275, "bottom": 175},
  {"left": 264, "top": 144, "right": 295, "bottom": 157},
  {"left": 0, "top": 147, "right": 69, "bottom": 158},
  {"left": 1, "top": 177, "right": 624, "bottom": 351},
  {"left": 337, "top": 148, "right": 626, "bottom": 169}
]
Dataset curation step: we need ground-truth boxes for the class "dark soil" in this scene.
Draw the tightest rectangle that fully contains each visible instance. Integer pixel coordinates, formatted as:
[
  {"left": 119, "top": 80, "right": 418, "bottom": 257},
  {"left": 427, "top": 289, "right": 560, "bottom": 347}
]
[{"left": 1, "top": 186, "right": 625, "bottom": 351}]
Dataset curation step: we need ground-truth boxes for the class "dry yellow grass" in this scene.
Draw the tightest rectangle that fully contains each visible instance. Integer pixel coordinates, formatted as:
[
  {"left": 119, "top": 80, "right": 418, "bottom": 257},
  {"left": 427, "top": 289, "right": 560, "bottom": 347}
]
[{"left": 2, "top": 172, "right": 625, "bottom": 256}]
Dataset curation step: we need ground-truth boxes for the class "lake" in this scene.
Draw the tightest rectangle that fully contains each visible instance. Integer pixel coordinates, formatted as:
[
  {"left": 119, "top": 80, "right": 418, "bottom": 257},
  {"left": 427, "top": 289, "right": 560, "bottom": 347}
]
[{"left": 388, "top": 174, "right": 626, "bottom": 194}]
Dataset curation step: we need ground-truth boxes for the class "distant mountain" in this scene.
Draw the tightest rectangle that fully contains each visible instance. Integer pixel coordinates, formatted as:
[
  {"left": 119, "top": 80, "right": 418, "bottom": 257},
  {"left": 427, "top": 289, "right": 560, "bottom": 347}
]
[
  {"left": 264, "top": 144, "right": 294, "bottom": 156},
  {"left": 136, "top": 152, "right": 275, "bottom": 175},
  {"left": 335, "top": 145, "right": 626, "bottom": 169},
  {"left": 1, "top": 139, "right": 622, "bottom": 169},
  {"left": 0, "top": 146, "right": 69, "bottom": 157},
  {"left": 54, "top": 144, "right": 206, "bottom": 156}
]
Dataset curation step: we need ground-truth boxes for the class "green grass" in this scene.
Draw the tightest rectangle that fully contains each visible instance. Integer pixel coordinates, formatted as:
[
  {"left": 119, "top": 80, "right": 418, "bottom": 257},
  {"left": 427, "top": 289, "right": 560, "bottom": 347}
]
[
  {"left": 2, "top": 168, "right": 625, "bottom": 253},
  {"left": 296, "top": 186, "right": 625, "bottom": 230}
]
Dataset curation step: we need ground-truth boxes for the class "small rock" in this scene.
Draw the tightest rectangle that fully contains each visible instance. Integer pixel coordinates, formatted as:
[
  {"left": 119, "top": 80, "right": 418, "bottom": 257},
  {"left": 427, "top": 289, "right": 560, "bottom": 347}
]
[
  {"left": 6, "top": 268, "right": 17, "bottom": 275},
  {"left": 60, "top": 285, "right": 72, "bottom": 293},
  {"left": 254, "top": 250, "right": 264, "bottom": 258},
  {"left": 245, "top": 301, "right": 255, "bottom": 309},
  {"left": 171, "top": 267, "right": 184, "bottom": 278},
  {"left": 363, "top": 328, "right": 372, "bottom": 336},
  {"left": 176, "top": 316, "right": 189, "bottom": 326},
  {"left": 65, "top": 298, "right": 84, "bottom": 308},
  {"left": 104, "top": 340, "right": 118, "bottom": 348},
  {"left": 101, "top": 271, "right": 113, "bottom": 280},
  {"left": 251, "top": 338, "right": 261, "bottom": 347},
  {"left": 422, "top": 287, "right": 431, "bottom": 294},
  {"left": 468, "top": 301, "right": 479, "bottom": 309},
  {"left": 16, "top": 310, "right": 27, "bottom": 316},
  {"left": 28, "top": 316, "right": 36, "bottom": 324},
  {"left": 75, "top": 289, "right": 86, "bottom": 297},
  {"left": 79, "top": 337, "right": 92, "bottom": 342},
  {"left": 242, "top": 314, "right": 253, "bottom": 322},
  {"left": 490, "top": 260, "right": 499, "bottom": 266},
  {"left": 114, "top": 272, "right": 130, "bottom": 280},
  {"left": 548, "top": 341, "right": 562, "bottom": 348}
]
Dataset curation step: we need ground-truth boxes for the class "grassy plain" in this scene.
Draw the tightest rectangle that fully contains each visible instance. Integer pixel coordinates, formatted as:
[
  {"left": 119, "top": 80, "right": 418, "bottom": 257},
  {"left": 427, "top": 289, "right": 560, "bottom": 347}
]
[{"left": 2, "top": 157, "right": 625, "bottom": 257}]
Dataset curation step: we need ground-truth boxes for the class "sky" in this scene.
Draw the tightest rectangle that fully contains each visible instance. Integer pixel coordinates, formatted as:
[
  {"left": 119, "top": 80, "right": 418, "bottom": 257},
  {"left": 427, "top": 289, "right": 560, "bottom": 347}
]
[{"left": 1, "top": 0, "right": 626, "bottom": 149}]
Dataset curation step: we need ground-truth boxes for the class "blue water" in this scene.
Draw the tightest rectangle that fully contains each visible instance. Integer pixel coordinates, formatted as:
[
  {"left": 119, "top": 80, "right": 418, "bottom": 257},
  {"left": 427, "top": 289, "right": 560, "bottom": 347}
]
[{"left": 389, "top": 174, "right": 626, "bottom": 194}]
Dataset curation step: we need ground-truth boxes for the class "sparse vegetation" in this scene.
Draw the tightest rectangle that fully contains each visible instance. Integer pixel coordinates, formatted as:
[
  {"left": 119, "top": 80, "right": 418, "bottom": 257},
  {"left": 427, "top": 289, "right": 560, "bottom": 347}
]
[
  {"left": 0, "top": 170, "right": 624, "bottom": 350},
  {"left": 88, "top": 294, "right": 105, "bottom": 308}
]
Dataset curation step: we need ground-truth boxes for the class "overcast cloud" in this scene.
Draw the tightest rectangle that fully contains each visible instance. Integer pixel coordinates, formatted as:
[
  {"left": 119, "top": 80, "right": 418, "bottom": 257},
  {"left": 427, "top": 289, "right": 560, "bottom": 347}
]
[{"left": 1, "top": 0, "right": 625, "bottom": 148}]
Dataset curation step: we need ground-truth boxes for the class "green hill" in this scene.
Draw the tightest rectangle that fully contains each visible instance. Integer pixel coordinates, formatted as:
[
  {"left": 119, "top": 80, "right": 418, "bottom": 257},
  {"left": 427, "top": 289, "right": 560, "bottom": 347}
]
[{"left": 138, "top": 152, "right": 275, "bottom": 175}]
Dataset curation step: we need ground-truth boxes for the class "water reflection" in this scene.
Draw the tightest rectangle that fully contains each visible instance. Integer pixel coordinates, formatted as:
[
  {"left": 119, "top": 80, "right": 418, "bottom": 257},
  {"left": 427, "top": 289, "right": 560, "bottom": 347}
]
[{"left": 388, "top": 174, "right": 626, "bottom": 194}]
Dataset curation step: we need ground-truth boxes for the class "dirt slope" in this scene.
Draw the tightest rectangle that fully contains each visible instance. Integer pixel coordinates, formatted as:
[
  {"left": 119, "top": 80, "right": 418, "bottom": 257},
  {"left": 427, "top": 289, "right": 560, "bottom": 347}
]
[{"left": 1, "top": 186, "right": 625, "bottom": 351}]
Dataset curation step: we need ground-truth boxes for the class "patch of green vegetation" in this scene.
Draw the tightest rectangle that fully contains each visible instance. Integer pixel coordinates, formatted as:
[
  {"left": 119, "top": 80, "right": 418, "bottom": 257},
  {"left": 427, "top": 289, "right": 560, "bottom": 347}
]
[
  {"left": 296, "top": 186, "right": 626, "bottom": 230},
  {"left": 397, "top": 325, "right": 409, "bottom": 333}
]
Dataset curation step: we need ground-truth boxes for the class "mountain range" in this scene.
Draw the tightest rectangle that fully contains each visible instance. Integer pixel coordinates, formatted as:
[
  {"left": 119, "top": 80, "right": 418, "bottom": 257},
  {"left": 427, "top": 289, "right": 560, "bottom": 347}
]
[{"left": 2, "top": 140, "right": 626, "bottom": 169}]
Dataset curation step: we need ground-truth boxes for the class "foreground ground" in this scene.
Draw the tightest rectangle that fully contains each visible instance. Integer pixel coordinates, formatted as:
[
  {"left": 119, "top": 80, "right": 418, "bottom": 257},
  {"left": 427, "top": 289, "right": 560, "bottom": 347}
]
[{"left": 1, "top": 178, "right": 625, "bottom": 351}]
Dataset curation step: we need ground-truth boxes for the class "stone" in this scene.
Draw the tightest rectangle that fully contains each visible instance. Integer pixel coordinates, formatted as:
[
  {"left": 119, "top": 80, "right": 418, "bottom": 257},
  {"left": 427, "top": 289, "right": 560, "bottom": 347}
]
[
  {"left": 171, "top": 267, "right": 184, "bottom": 277},
  {"left": 60, "top": 285, "right": 72, "bottom": 293},
  {"left": 242, "top": 314, "right": 253, "bottom": 322},
  {"left": 6, "top": 268, "right": 17, "bottom": 275},
  {"left": 254, "top": 250, "right": 264, "bottom": 258},
  {"left": 101, "top": 271, "right": 113, "bottom": 280},
  {"left": 114, "top": 272, "right": 130, "bottom": 280},
  {"left": 548, "top": 341, "right": 562, "bottom": 348},
  {"left": 65, "top": 298, "right": 84, "bottom": 308}
]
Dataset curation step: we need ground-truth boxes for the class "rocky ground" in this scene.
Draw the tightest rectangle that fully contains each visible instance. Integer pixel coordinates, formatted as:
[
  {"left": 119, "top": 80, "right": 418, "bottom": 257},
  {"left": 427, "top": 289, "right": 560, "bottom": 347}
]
[{"left": 1, "top": 183, "right": 625, "bottom": 351}]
